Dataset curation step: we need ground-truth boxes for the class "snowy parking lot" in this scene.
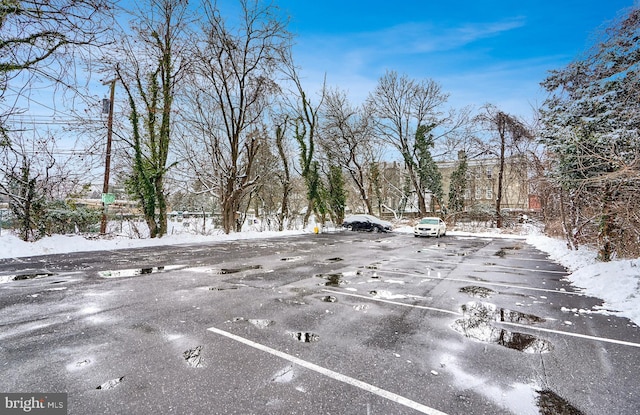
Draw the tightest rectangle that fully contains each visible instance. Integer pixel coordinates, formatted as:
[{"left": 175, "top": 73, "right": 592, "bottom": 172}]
[{"left": 1, "top": 231, "right": 639, "bottom": 414}]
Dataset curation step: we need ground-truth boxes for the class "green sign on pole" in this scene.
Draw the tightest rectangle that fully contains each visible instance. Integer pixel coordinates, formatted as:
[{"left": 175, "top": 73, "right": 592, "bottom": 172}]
[{"left": 101, "top": 193, "right": 116, "bottom": 205}]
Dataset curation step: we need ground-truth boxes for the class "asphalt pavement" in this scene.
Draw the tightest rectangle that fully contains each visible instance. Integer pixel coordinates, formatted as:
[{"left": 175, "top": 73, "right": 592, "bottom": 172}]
[{"left": 1, "top": 231, "right": 639, "bottom": 414}]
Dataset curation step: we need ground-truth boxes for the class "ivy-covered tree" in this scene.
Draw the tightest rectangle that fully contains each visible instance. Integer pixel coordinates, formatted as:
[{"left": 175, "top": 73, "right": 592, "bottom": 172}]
[
  {"left": 326, "top": 165, "right": 347, "bottom": 225},
  {"left": 113, "top": 0, "right": 190, "bottom": 238},
  {"left": 291, "top": 90, "right": 325, "bottom": 227}
]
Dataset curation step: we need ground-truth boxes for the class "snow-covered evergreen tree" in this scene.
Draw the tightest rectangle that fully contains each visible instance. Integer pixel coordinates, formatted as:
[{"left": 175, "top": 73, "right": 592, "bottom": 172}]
[{"left": 540, "top": 6, "right": 640, "bottom": 260}]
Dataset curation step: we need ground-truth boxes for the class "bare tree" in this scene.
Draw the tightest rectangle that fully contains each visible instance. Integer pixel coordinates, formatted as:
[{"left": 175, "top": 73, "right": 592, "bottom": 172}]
[
  {"left": 181, "top": 0, "right": 290, "bottom": 234},
  {"left": 367, "top": 70, "right": 464, "bottom": 216},
  {"left": 0, "top": 0, "right": 115, "bottom": 238},
  {"left": 474, "top": 104, "right": 532, "bottom": 228},
  {"left": 320, "top": 88, "right": 380, "bottom": 215},
  {"left": 274, "top": 118, "right": 292, "bottom": 230},
  {"left": 0, "top": 132, "right": 94, "bottom": 240},
  {"left": 0, "top": 0, "right": 115, "bottom": 136}
]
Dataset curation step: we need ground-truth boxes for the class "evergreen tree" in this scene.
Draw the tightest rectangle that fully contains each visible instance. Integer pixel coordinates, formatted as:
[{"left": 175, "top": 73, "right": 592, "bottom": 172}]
[
  {"left": 540, "top": 6, "right": 640, "bottom": 260},
  {"left": 369, "top": 162, "right": 383, "bottom": 216},
  {"left": 449, "top": 151, "right": 468, "bottom": 214},
  {"left": 415, "top": 124, "right": 443, "bottom": 213},
  {"left": 8, "top": 161, "right": 45, "bottom": 241}
]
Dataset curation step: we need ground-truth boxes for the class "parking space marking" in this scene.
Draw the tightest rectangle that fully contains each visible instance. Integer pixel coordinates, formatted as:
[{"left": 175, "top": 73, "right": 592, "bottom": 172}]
[
  {"left": 377, "top": 269, "right": 584, "bottom": 296},
  {"left": 501, "top": 322, "right": 640, "bottom": 349},
  {"left": 409, "top": 255, "right": 568, "bottom": 274},
  {"left": 207, "top": 326, "right": 449, "bottom": 415},
  {"left": 322, "top": 289, "right": 461, "bottom": 316},
  {"left": 323, "top": 290, "right": 640, "bottom": 349},
  {"left": 458, "top": 262, "right": 569, "bottom": 274}
]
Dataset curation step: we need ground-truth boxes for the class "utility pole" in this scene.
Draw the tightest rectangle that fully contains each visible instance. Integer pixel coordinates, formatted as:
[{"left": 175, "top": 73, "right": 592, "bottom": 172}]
[{"left": 100, "top": 79, "right": 116, "bottom": 234}]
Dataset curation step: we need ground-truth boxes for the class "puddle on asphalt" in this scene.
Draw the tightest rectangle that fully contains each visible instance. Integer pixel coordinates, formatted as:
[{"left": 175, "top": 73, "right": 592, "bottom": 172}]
[
  {"left": 362, "top": 262, "right": 382, "bottom": 269},
  {"left": 369, "top": 290, "right": 408, "bottom": 300},
  {"left": 461, "top": 301, "right": 545, "bottom": 325},
  {"left": 98, "top": 265, "right": 182, "bottom": 278},
  {"left": 183, "top": 346, "right": 203, "bottom": 368},
  {"left": 131, "top": 323, "right": 158, "bottom": 334},
  {"left": 326, "top": 257, "right": 343, "bottom": 262},
  {"left": 280, "top": 256, "right": 302, "bottom": 262},
  {"left": 211, "top": 265, "right": 262, "bottom": 274},
  {"left": 429, "top": 243, "right": 447, "bottom": 249},
  {"left": 96, "top": 376, "right": 124, "bottom": 390},
  {"left": 272, "top": 365, "right": 295, "bottom": 383},
  {"left": 460, "top": 286, "right": 496, "bottom": 298},
  {"left": 289, "top": 332, "right": 320, "bottom": 342},
  {"left": 452, "top": 301, "right": 552, "bottom": 353},
  {"left": 231, "top": 317, "right": 274, "bottom": 329},
  {"left": 536, "top": 389, "right": 585, "bottom": 414},
  {"left": 452, "top": 318, "right": 552, "bottom": 353},
  {"left": 1, "top": 272, "right": 56, "bottom": 283},
  {"left": 249, "top": 319, "right": 274, "bottom": 329},
  {"left": 276, "top": 298, "right": 306, "bottom": 305},
  {"left": 495, "top": 245, "right": 523, "bottom": 257},
  {"left": 316, "top": 273, "right": 348, "bottom": 287}
]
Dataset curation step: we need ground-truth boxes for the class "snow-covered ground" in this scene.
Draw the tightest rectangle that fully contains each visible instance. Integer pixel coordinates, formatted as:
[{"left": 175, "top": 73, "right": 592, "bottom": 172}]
[{"left": 1, "top": 220, "right": 638, "bottom": 326}]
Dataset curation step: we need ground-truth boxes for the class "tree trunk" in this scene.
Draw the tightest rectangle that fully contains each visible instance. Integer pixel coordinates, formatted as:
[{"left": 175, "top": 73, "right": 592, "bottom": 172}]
[
  {"left": 278, "top": 182, "right": 289, "bottom": 231},
  {"left": 495, "top": 116, "right": 506, "bottom": 228},
  {"left": 146, "top": 216, "right": 158, "bottom": 238},
  {"left": 156, "top": 176, "right": 167, "bottom": 237},
  {"left": 598, "top": 183, "right": 614, "bottom": 262},
  {"left": 358, "top": 185, "right": 373, "bottom": 215},
  {"left": 221, "top": 196, "right": 235, "bottom": 234},
  {"left": 558, "top": 187, "right": 575, "bottom": 250},
  {"left": 303, "top": 200, "right": 314, "bottom": 228}
]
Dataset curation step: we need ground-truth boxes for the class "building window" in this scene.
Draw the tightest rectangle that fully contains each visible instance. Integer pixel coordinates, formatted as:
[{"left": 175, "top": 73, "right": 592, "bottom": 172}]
[
  {"left": 475, "top": 188, "right": 482, "bottom": 200},
  {"left": 486, "top": 187, "right": 493, "bottom": 200},
  {"left": 486, "top": 168, "right": 492, "bottom": 179}
]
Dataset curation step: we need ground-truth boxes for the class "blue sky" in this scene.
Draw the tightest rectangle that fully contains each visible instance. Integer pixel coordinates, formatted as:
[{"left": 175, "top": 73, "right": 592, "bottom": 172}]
[{"left": 276, "top": 0, "right": 637, "bottom": 119}]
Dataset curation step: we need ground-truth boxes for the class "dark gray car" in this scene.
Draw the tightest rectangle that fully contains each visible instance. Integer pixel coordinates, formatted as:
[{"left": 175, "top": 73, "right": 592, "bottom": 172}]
[{"left": 342, "top": 214, "right": 392, "bottom": 232}]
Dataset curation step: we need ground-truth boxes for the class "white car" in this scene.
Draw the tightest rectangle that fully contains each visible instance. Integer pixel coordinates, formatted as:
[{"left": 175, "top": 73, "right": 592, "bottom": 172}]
[{"left": 414, "top": 217, "right": 446, "bottom": 237}]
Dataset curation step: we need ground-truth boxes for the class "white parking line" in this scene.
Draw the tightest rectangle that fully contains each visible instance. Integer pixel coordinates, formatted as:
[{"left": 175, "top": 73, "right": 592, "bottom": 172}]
[
  {"left": 207, "top": 326, "right": 449, "bottom": 415},
  {"left": 410, "top": 255, "right": 568, "bottom": 274},
  {"left": 377, "top": 269, "right": 584, "bottom": 296},
  {"left": 322, "top": 289, "right": 461, "bottom": 316},
  {"left": 323, "top": 289, "right": 640, "bottom": 349},
  {"left": 501, "top": 321, "right": 640, "bottom": 349},
  {"left": 459, "top": 261, "right": 569, "bottom": 274}
]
